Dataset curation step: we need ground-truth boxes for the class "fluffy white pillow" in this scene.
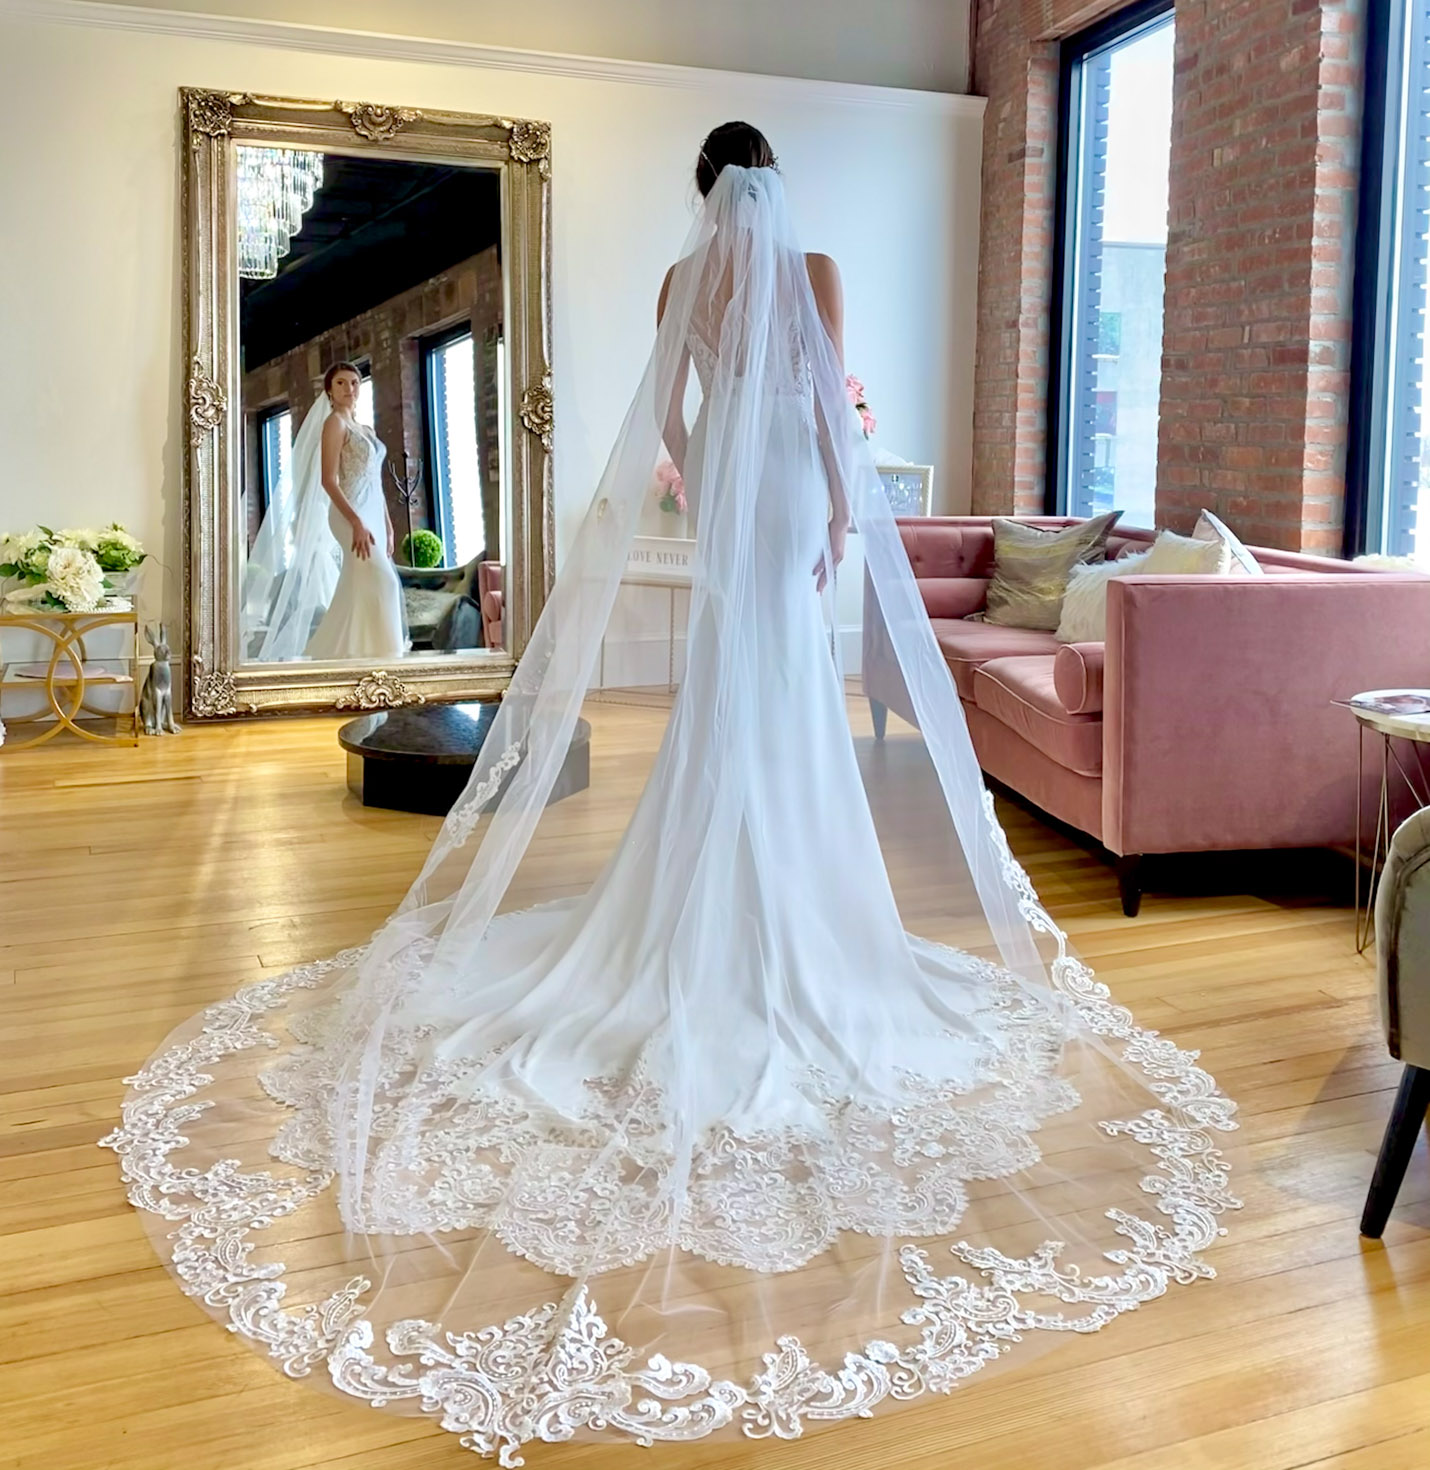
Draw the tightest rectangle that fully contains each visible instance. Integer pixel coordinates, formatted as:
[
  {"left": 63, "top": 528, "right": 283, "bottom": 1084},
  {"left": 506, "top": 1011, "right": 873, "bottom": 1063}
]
[
  {"left": 1056, "top": 549, "right": 1151, "bottom": 644},
  {"left": 1141, "top": 528, "right": 1232, "bottom": 576},
  {"left": 1191, "top": 509, "right": 1264, "bottom": 576}
]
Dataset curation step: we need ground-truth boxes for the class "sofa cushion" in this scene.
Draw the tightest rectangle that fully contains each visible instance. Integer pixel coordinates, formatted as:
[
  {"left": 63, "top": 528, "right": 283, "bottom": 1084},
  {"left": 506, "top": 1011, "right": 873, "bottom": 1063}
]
[
  {"left": 973, "top": 655, "right": 1103, "bottom": 777},
  {"left": 932, "top": 620, "right": 1062, "bottom": 699},
  {"left": 985, "top": 511, "right": 1122, "bottom": 630},
  {"left": 1054, "top": 643, "right": 1105, "bottom": 715},
  {"left": 919, "top": 577, "right": 990, "bottom": 620}
]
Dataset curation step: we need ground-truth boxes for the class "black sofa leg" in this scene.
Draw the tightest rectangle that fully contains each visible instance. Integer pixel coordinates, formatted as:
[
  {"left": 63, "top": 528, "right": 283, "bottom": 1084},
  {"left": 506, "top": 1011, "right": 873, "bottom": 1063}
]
[
  {"left": 1116, "top": 855, "right": 1144, "bottom": 918},
  {"left": 1362, "top": 1065, "right": 1430, "bottom": 1238},
  {"left": 870, "top": 699, "right": 888, "bottom": 740}
]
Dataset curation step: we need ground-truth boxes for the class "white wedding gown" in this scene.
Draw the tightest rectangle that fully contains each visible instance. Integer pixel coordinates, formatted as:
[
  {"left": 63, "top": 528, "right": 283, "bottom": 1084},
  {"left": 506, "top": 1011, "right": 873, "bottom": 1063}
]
[
  {"left": 105, "top": 168, "right": 1238, "bottom": 1459},
  {"left": 304, "top": 423, "right": 406, "bottom": 661}
]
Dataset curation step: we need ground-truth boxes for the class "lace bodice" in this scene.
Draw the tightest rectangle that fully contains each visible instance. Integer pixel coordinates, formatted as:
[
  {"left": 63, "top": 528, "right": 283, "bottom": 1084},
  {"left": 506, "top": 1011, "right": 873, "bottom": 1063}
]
[
  {"left": 339, "top": 423, "right": 386, "bottom": 497},
  {"left": 688, "top": 331, "right": 720, "bottom": 393},
  {"left": 687, "top": 325, "right": 811, "bottom": 400}
]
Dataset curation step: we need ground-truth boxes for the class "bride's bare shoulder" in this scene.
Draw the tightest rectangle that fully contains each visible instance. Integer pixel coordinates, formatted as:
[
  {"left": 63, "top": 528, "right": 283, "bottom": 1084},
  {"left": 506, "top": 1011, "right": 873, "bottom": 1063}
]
[
  {"left": 658, "top": 252, "right": 699, "bottom": 325},
  {"left": 805, "top": 254, "right": 843, "bottom": 321}
]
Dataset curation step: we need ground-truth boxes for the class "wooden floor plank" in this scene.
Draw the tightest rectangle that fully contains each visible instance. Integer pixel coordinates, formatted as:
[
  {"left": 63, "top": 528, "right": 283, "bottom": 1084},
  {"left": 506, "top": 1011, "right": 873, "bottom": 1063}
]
[{"left": 1, "top": 710, "right": 1426, "bottom": 1469}]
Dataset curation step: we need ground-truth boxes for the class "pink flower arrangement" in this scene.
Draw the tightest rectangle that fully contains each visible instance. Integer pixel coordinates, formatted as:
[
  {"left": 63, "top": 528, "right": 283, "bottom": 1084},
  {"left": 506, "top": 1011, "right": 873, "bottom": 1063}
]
[
  {"left": 655, "top": 459, "right": 687, "bottom": 516},
  {"left": 846, "top": 374, "right": 876, "bottom": 438}
]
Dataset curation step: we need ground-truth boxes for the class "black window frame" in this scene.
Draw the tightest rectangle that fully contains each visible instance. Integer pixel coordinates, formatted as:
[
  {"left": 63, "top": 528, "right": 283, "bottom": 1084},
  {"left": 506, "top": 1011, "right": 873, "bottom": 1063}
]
[
  {"left": 421, "top": 322, "right": 480, "bottom": 567},
  {"left": 256, "top": 400, "right": 292, "bottom": 517},
  {"left": 1046, "top": 0, "right": 1176, "bottom": 517},
  {"left": 1345, "top": 0, "right": 1414, "bottom": 556}
]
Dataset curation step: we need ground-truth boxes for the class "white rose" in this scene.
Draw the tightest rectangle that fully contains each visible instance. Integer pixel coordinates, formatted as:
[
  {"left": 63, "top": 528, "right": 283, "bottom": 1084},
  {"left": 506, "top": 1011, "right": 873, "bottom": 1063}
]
[{"left": 45, "top": 545, "right": 106, "bottom": 611}]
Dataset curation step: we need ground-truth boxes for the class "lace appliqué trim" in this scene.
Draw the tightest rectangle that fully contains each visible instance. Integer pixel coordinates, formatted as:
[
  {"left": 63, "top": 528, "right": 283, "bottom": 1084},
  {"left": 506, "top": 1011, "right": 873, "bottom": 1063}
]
[
  {"left": 101, "top": 795, "right": 1239, "bottom": 1464},
  {"left": 258, "top": 965, "right": 1079, "bottom": 1275}
]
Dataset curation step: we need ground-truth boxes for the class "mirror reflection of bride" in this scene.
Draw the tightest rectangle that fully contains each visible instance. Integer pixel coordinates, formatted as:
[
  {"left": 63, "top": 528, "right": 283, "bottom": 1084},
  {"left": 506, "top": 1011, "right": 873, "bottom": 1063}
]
[{"left": 242, "top": 362, "right": 407, "bottom": 662}]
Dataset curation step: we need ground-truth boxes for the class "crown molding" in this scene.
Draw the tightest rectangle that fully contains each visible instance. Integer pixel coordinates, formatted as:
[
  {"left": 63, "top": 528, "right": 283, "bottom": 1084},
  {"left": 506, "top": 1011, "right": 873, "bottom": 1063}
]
[{"left": 0, "top": 0, "right": 987, "bottom": 117}]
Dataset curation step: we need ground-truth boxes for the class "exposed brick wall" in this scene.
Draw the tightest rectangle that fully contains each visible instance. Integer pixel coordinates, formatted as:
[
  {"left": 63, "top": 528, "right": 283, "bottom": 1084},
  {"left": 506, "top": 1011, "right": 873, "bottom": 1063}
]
[
  {"left": 970, "top": 0, "right": 1126, "bottom": 515},
  {"left": 971, "top": 0, "right": 1366, "bottom": 552},
  {"left": 242, "top": 245, "right": 504, "bottom": 560}
]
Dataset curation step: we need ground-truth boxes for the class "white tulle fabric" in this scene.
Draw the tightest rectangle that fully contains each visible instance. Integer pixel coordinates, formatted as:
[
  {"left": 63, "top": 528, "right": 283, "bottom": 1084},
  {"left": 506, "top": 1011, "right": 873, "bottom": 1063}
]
[
  {"left": 105, "top": 168, "right": 1239, "bottom": 1461},
  {"left": 242, "top": 401, "right": 405, "bottom": 662},
  {"left": 304, "top": 424, "right": 406, "bottom": 661}
]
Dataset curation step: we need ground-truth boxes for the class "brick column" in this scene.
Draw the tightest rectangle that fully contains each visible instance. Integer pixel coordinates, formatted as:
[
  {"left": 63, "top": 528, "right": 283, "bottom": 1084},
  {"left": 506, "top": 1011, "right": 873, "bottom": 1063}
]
[
  {"left": 970, "top": 0, "right": 1128, "bottom": 515},
  {"left": 970, "top": 0, "right": 1366, "bottom": 551},
  {"left": 1158, "top": 0, "right": 1364, "bottom": 551}
]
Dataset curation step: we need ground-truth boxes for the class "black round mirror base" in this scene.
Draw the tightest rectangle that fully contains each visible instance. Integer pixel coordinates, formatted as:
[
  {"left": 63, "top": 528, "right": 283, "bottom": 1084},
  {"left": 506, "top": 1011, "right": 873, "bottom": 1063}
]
[{"left": 337, "top": 702, "right": 591, "bottom": 816}]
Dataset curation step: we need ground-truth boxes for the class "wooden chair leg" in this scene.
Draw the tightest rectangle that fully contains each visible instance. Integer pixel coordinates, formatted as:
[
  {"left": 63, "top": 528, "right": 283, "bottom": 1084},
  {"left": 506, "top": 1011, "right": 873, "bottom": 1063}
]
[
  {"left": 870, "top": 699, "right": 888, "bottom": 741},
  {"left": 1361, "top": 1064, "right": 1430, "bottom": 1238},
  {"left": 1116, "top": 855, "right": 1144, "bottom": 918}
]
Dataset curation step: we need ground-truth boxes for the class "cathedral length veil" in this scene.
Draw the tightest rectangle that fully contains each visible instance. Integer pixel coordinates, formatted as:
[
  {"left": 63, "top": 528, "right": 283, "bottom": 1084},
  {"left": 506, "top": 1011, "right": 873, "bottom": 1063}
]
[
  {"left": 242, "top": 396, "right": 342, "bottom": 662},
  {"left": 105, "top": 167, "right": 1239, "bottom": 1458}
]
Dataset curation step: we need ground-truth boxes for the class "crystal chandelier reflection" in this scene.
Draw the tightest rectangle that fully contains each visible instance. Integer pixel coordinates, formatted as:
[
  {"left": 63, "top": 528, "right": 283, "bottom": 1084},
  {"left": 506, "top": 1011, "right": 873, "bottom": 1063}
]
[{"left": 237, "top": 147, "right": 324, "bottom": 280}]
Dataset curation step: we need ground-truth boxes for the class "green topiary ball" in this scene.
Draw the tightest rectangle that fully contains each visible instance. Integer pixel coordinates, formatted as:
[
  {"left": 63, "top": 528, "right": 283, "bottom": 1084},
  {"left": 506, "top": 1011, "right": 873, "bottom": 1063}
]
[{"left": 402, "top": 529, "right": 445, "bottom": 568}]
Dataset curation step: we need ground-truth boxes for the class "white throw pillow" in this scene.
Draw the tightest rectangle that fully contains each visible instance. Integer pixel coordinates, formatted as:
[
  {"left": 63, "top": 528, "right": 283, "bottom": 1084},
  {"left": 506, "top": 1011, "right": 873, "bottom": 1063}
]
[
  {"left": 1056, "top": 550, "right": 1151, "bottom": 644},
  {"left": 1142, "top": 528, "right": 1232, "bottom": 576},
  {"left": 1191, "top": 509, "right": 1264, "bottom": 576}
]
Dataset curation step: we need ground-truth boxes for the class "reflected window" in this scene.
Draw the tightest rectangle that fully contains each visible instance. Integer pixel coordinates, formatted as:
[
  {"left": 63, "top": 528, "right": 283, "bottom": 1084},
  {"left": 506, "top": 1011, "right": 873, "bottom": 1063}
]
[
  {"left": 356, "top": 369, "right": 375, "bottom": 429},
  {"left": 424, "top": 327, "right": 485, "bottom": 567},
  {"left": 258, "top": 404, "right": 292, "bottom": 516},
  {"left": 1052, "top": 3, "right": 1174, "bottom": 526}
]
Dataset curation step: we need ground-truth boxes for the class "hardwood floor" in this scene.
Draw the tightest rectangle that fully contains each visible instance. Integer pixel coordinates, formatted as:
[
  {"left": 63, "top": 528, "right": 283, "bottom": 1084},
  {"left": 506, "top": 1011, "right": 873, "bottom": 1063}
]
[{"left": 2, "top": 708, "right": 1426, "bottom": 1470}]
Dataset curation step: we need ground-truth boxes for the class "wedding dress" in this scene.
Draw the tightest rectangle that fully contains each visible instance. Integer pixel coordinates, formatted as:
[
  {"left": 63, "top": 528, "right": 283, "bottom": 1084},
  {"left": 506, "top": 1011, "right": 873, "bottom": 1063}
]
[
  {"left": 105, "top": 168, "right": 1239, "bottom": 1460},
  {"left": 243, "top": 407, "right": 407, "bottom": 662},
  {"left": 304, "top": 422, "right": 406, "bottom": 661}
]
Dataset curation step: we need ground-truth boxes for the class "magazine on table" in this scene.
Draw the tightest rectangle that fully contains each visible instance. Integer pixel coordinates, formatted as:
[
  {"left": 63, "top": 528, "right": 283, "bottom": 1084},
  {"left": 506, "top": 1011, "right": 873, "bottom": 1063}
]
[{"left": 1337, "top": 690, "right": 1430, "bottom": 718}]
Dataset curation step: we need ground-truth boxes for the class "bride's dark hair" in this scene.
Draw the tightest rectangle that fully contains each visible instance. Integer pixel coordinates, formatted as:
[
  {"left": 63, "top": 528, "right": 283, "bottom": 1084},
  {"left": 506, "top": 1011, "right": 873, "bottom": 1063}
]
[
  {"left": 323, "top": 361, "right": 362, "bottom": 394},
  {"left": 696, "top": 121, "right": 778, "bottom": 197}
]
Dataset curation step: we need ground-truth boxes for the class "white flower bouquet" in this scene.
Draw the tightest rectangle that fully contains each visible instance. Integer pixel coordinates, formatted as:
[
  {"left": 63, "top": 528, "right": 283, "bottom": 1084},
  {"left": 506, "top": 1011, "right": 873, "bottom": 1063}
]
[{"left": 0, "top": 523, "right": 147, "bottom": 612}]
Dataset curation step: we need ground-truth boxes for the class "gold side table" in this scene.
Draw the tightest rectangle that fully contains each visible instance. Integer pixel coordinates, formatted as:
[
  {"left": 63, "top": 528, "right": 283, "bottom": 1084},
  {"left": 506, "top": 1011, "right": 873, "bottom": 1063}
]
[
  {"left": 1351, "top": 692, "right": 1430, "bottom": 952},
  {"left": 0, "top": 606, "right": 141, "bottom": 749}
]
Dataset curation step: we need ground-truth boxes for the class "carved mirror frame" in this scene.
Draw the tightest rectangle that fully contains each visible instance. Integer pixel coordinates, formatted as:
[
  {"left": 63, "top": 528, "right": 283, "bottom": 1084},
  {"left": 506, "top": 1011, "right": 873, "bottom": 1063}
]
[{"left": 181, "top": 89, "right": 553, "bottom": 718}]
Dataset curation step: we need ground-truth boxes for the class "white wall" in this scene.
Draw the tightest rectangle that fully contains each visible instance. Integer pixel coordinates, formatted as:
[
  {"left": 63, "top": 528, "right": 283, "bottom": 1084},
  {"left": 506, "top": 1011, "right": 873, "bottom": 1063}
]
[
  {"left": 63, "top": 0, "right": 974, "bottom": 92},
  {"left": 0, "top": 1, "right": 983, "bottom": 655}
]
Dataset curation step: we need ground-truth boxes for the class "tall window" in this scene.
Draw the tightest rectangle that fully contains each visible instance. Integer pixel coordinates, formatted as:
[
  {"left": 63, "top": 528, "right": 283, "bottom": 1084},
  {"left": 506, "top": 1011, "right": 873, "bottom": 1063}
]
[
  {"left": 258, "top": 404, "right": 292, "bottom": 516},
  {"left": 424, "top": 327, "right": 485, "bottom": 567},
  {"left": 1050, "top": 2, "right": 1175, "bottom": 525},
  {"left": 1349, "top": 0, "right": 1430, "bottom": 558},
  {"left": 356, "top": 369, "right": 375, "bottom": 429}
]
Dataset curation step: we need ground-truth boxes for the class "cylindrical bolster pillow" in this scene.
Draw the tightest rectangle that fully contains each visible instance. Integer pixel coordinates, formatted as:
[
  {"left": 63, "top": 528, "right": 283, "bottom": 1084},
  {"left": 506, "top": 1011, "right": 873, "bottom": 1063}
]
[{"left": 1054, "top": 642, "right": 1105, "bottom": 716}]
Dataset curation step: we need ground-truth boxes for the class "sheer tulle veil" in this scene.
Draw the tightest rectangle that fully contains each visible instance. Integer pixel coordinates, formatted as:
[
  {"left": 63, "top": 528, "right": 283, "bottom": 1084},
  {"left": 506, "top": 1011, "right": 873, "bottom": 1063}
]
[
  {"left": 104, "top": 165, "right": 1240, "bottom": 1458},
  {"left": 241, "top": 395, "right": 341, "bottom": 662}
]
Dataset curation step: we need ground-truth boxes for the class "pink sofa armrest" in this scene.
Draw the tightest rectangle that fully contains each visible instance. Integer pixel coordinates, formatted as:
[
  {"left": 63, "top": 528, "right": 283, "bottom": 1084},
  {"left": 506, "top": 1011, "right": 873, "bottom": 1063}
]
[
  {"left": 1054, "top": 643, "right": 1105, "bottom": 715},
  {"left": 1103, "top": 572, "right": 1430, "bottom": 856}
]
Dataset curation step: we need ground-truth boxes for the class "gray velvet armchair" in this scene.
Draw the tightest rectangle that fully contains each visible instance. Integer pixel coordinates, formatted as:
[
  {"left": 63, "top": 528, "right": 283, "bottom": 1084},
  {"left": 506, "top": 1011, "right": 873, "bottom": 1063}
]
[{"left": 1362, "top": 807, "right": 1430, "bottom": 1237}]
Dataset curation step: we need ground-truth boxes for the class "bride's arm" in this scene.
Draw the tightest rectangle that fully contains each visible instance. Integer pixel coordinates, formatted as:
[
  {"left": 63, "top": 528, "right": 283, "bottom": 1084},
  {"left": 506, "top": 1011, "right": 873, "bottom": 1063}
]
[
  {"left": 657, "top": 266, "right": 692, "bottom": 476},
  {"left": 808, "top": 253, "right": 850, "bottom": 584},
  {"left": 320, "top": 415, "right": 375, "bottom": 560}
]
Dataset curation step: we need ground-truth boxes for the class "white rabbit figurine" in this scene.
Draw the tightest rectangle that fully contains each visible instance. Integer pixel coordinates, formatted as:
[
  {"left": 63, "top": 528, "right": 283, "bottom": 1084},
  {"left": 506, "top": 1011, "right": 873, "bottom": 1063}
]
[{"left": 140, "top": 623, "right": 180, "bottom": 735}]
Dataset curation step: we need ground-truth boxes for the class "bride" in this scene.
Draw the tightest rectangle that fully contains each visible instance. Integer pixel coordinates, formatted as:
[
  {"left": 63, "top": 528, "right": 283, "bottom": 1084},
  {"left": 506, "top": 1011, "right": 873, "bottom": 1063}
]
[
  {"left": 243, "top": 362, "right": 407, "bottom": 662},
  {"left": 106, "top": 123, "right": 1239, "bottom": 1458}
]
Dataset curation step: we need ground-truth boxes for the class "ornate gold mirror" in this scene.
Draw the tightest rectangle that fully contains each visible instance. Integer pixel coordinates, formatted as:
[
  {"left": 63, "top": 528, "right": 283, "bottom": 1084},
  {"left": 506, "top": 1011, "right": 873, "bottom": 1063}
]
[{"left": 181, "top": 89, "right": 553, "bottom": 718}]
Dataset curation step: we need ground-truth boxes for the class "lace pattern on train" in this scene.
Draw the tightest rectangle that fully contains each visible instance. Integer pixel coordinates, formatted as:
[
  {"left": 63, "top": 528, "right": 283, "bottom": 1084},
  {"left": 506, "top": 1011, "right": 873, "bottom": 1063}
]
[
  {"left": 100, "top": 795, "right": 1240, "bottom": 1463},
  {"left": 257, "top": 951, "right": 1079, "bottom": 1275}
]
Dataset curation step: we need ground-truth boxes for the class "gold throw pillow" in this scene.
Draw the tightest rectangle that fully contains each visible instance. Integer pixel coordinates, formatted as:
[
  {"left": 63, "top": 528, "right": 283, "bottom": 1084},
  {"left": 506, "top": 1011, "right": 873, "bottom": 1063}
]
[{"left": 984, "top": 512, "right": 1123, "bottom": 631}]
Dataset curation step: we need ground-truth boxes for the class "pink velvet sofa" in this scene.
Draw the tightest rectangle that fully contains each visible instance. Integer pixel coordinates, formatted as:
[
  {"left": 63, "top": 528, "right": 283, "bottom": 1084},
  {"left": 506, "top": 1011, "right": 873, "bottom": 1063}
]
[{"left": 863, "top": 517, "right": 1430, "bottom": 914}]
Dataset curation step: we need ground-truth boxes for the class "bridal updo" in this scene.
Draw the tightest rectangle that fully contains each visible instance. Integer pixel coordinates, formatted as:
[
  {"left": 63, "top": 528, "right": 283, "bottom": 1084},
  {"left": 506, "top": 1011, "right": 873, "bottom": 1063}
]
[
  {"left": 323, "top": 361, "right": 362, "bottom": 397},
  {"left": 696, "top": 121, "right": 778, "bottom": 197}
]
